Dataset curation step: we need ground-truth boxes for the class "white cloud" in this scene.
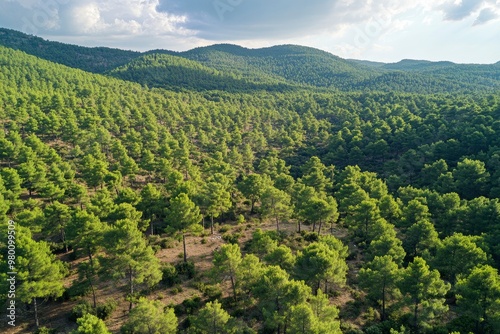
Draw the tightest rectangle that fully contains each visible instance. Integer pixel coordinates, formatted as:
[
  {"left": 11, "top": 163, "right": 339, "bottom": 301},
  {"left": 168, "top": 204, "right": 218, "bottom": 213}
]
[
  {"left": 0, "top": 0, "right": 499, "bottom": 62},
  {"left": 70, "top": 3, "right": 107, "bottom": 33},
  {"left": 437, "top": 0, "right": 500, "bottom": 24},
  {"left": 473, "top": 7, "right": 499, "bottom": 24}
]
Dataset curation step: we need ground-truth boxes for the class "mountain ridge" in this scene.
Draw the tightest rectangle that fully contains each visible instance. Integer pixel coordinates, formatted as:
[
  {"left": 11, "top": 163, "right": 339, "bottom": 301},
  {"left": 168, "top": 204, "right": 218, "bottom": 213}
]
[{"left": 1, "top": 27, "right": 500, "bottom": 93}]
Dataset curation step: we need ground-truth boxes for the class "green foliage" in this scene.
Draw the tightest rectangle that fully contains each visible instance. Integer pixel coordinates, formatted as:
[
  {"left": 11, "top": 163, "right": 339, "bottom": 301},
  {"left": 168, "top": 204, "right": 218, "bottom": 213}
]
[
  {"left": 162, "top": 263, "right": 180, "bottom": 287},
  {"left": 403, "top": 220, "right": 440, "bottom": 259},
  {"left": 261, "top": 186, "right": 293, "bottom": 231},
  {"left": 264, "top": 245, "right": 296, "bottom": 272},
  {"left": 175, "top": 295, "right": 203, "bottom": 315},
  {"left": 175, "top": 261, "right": 196, "bottom": 279},
  {"left": 455, "top": 265, "right": 500, "bottom": 332},
  {"left": 432, "top": 233, "right": 489, "bottom": 284},
  {"left": 2, "top": 29, "right": 500, "bottom": 333},
  {"left": 96, "top": 300, "right": 117, "bottom": 320},
  {"left": 100, "top": 219, "right": 162, "bottom": 309},
  {"left": 213, "top": 244, "right": 242, "bottom": 301},
  {"left": 359, "top": 256, "right": 402, "bottom": 321},
  {"left": 190, "top": 300, "right": 233, "bottom": 334},
  {"left": 166, "top": 193, "right": 202, "bottom": 233},
  {"left": 5, "top": 226, "right": 67, "bottom": 326},
  {"left": 71, "top": 314, "right": 111, "bottom": 334},
  {"left": 70, "top": 301, "right": 95, "bottom": 322},
  {"left": 253, "top": 266, "right": 311, "bottom": 333},
  {"left": 238, "top": 174, "right": 270, "bottom": 213},
  {"left": 398, "top": 257, "right": 451, "bottom": 331},
  {"left": 121, "top": 298, "right": 177, "bottom": 334},
  {"left": 294, "top": 242, "right": 348, "bottom": 294}
]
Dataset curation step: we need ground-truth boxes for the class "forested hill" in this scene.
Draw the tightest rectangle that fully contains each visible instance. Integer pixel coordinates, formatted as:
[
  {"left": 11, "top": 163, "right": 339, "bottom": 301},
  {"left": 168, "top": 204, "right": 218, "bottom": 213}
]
[
  {"left": 2, "top": 27, "right": 500, "bottom": 93},
  {"left": 108, "top": 53, "right": 295, "bottom": 92},
  {"left": 159, "top": 44, "right": 377, "bottom": 90},
  {"left": 0, "top": 28, "right": 140, "bottom": 73}
]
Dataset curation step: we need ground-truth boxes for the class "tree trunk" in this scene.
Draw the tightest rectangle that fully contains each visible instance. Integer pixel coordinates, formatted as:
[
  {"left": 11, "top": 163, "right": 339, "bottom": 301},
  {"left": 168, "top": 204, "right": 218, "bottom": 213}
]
[
  {"left": 210, "top": 215, "right": 214, "bottom": 235},
  {"left": 61, "top": 228, "right": 68, "bottom": 253},
  {"left": 250, "top": 199, "right": 255, "bottom": 214},
  {"left": 298, "top": 221, "right": 301, "bottom": 233},
  {"left": 312, "top": 221, "right": 316, "bottom": 233},
  {"left": 414, "top": 300, "right": 419, "bottom": 333},
  {"left": 34, "top": 297, "right": 39, "bottom": 328},
  {"left": 129, "top": 266, "right": 134, "bottom": 311},
  {"left": 230, "top": 274, "right": 237, "bottom": 302},
  {"left": 276, "top": 216, "right": 280, "bottom": 232},
  {"left": 381, "top": 285, "right": 386, "bottom": 321},
  {"left": 89, "top": 273, "right": 97, "bottom": 309},
  {"left": 183, "top": 234, "right": 187, "bottom": 263},
  {"left": 87, "top": 246, "right": 94, "bottom": 269},
  {"left": 318, "top": 220, "right": 323, "bottom": 235}
]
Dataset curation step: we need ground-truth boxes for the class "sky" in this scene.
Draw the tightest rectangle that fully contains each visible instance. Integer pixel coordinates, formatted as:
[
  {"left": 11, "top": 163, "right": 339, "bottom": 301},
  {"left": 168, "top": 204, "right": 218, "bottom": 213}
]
[{"left": 0, "top": 0, "right": 499, "bottom": 64}]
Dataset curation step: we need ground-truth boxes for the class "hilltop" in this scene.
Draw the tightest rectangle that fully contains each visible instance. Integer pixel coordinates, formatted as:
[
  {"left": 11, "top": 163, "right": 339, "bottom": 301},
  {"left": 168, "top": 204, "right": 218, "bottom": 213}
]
[{"left": 1, "top": 28, "right": 500, "bottom": 93}]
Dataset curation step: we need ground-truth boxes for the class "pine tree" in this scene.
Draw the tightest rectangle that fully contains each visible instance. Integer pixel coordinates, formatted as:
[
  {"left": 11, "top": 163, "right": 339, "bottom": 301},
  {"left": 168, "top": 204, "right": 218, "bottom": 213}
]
[
  {"left": 261, "top": 186, "right": 293, "bottom": 232},
  {"left": 359, "top": 255, "right": 401, "bottom": 321},
  {"left": 456, "top": 265, "right": 500, "bottom": 333},
  {"left": 70, "top": 314, "right": 111, "bottom": 334},
  {"left": 121, "top": 298, "right": 177, "bottom": 334},
  {"left": 166, "top": 193, "right": 202, "bottom": 262},
  {"left": 13, "top": 226, "right": 66, "bottom": 328},
  {"left": 101, "top": 219, "right": 162, "bottom": 310},
  {"left": 213, "top": 244, "right": 242, "bottom": 302},
  {"left": 398, "top": 257, "right": 450, "bottom": 331},
  {"left": 190, "top": 300, "right": 232, "bottom": 334}
]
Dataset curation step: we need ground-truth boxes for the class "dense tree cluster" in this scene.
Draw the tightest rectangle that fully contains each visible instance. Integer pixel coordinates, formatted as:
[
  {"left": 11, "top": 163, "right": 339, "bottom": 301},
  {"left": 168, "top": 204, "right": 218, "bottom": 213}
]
[{"left": 0, "top": 36, "right": 500, "bottom": 334}]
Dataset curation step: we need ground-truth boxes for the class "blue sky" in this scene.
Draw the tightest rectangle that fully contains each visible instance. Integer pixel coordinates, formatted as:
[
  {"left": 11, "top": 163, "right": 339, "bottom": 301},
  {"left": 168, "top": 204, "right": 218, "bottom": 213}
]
[{"left": 1, "top": 0, "right": 499, "bottom": 63}]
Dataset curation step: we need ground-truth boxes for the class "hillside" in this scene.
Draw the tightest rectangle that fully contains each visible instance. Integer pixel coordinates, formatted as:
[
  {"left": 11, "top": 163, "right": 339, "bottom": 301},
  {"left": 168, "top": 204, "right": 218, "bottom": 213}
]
[
  {"left": 170, "top": 44, "right": 377, "bottom": 89},
  {"left": 1, "top": 34, "right": 500, "bottom": 334},
  {"left": 2, "top": 28, "right": 500, "bottom": 93},
  {"left": 108, "top": 53, "right": 294, "bottom": 92},
  {"left": 0, "top": 28, "right": 140, "bottom": 73}
]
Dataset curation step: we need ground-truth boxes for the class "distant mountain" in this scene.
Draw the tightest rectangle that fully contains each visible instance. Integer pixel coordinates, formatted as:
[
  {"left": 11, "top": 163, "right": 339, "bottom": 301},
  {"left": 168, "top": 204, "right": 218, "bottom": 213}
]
[
  {"left": 382, "top": 59, "right": 456, "bottom": 71},
  {"left": 0, "top": 28, "right": 140, "bottom": 73},
  {"left": 1, "top": 27, "right": 500, "bottom": 94}
]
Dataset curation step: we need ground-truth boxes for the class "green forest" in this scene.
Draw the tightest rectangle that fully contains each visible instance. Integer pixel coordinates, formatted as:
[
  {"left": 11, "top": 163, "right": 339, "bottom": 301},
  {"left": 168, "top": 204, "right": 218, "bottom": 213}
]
[{"left": 1, "top": 28, "right": 500, "bottom": 334}]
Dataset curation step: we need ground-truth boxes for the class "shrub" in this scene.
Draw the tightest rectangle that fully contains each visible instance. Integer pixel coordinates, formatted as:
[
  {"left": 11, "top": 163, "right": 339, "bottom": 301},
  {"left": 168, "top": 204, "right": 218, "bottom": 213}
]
[
  {"left": 96, "top": 300, "right": 117, "bottom": 320},
  {"left": 162, "top": 263, "right": 180, "bottom": 287},
  {"left": 147, "top": 234, "right": 161, "bottom": 246},
  {"left": 198, "top": 283, "right": 222, "bottom": 301},
  {"left": 160, "top": 237, "right": 177, "bottom": 249},
  {"left": 223, "top": 233, "right": 241, "bottom": 244},
  {"left": 174, "top": 295, "right": 202, "bottom": 315},
  {"left": 302, "top": 231, "right": 319, "bottom": 242},
  {"left": 171, "top": 285, "right": 183, "bottom": 295},
  {"left": 151, "top": 244, "right": 161, "bottom": 254},
  {"left": 70, "top": 301, "right": 94, "bottom": 322},
  {"left": 65, "top": 280, "right": 91, "bottom": 300},
  {"left": 175, "top": 261, "right": 196, "bottom": 279}
]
